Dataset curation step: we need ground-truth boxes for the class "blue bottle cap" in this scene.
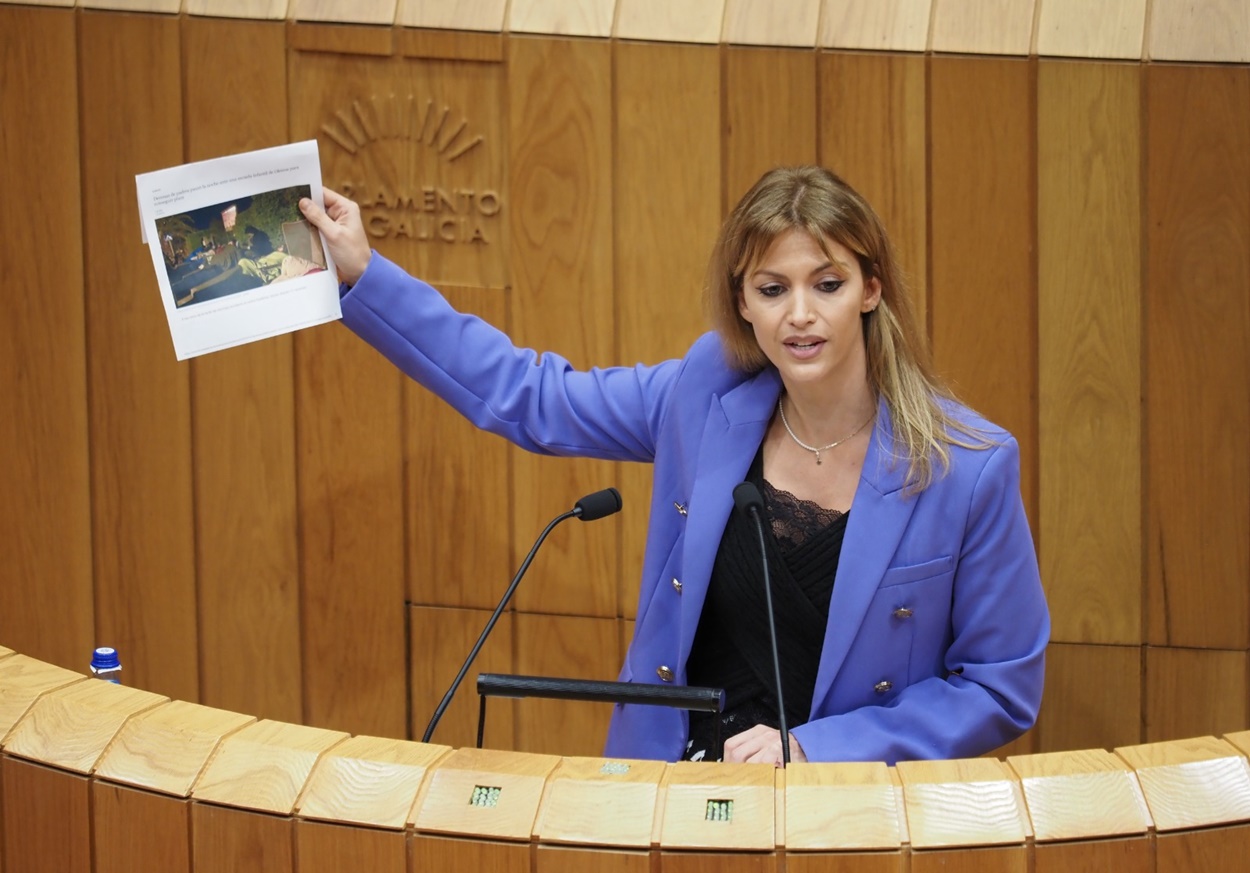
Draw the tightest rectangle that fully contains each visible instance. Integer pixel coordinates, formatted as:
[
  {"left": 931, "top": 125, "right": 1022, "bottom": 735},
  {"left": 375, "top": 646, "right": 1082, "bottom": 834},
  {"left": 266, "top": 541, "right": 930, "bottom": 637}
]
[{"left": 91, "top": 647, "right": 120, "bottom": 670}]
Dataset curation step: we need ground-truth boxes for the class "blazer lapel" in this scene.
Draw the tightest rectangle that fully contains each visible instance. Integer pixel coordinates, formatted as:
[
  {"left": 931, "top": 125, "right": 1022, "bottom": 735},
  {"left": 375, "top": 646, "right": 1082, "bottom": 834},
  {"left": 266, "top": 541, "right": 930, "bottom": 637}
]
[
  {"left": 679, "top": 368, "right": 781, "bottom": 660},
  {"left": 809, "top": 399, "right": 918, "bottom": 715}
]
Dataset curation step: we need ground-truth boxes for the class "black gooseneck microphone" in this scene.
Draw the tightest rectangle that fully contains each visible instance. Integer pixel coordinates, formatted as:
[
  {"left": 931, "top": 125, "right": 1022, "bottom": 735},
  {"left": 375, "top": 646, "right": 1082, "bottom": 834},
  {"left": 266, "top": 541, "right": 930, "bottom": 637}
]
[
  {"left": 733, "top": 481, "right": 791, "bottom": 766},
  {"left": 422, "top": 487, "right": 623, "bottom": 743}
]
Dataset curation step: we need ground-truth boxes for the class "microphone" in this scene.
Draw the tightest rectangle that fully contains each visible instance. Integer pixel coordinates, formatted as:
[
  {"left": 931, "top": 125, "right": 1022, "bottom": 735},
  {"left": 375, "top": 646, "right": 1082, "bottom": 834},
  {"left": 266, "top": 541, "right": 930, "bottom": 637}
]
[
  {"left": 733, "top": 481, "right": 791, "bottom": 766},
  {"left": 422, "top": 487, "right": 623, "bottom": 743}
]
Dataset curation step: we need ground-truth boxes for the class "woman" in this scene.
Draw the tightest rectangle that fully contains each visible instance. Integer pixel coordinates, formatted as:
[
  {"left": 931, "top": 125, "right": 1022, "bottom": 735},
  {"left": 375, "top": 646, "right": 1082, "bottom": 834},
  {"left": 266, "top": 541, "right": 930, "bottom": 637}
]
[{"left": 299, "top": 166, "right": 1048, "bottom": 766}]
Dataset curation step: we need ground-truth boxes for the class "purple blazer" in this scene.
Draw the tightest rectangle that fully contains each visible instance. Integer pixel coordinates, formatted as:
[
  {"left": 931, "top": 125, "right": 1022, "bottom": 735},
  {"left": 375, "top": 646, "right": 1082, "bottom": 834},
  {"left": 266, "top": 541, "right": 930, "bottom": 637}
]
[{"left": 342, "top": 254, "right": 1050, "bottom": 764}]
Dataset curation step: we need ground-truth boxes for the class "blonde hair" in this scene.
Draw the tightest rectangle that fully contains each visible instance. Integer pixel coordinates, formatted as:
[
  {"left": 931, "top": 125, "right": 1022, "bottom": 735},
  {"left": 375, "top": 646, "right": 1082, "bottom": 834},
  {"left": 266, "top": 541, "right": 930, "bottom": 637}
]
[{"left": 704, "top": 166, "right": 987, "bottom": 490}]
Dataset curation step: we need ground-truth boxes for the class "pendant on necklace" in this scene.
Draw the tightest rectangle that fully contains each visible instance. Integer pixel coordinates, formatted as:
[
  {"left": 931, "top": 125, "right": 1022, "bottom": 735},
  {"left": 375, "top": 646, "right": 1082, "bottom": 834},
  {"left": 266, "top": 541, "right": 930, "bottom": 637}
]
[{"left": 815, "top": 451, "right": 822, "bottom": 465}]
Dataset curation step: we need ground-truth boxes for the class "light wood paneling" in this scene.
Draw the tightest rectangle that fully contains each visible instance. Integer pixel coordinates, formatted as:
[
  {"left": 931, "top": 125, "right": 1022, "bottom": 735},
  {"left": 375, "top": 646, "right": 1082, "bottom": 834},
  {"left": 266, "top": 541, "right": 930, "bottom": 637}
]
[
  {"left": 411, "top": 835, "right": 531, "bottom": 872},
  {"left": 80, "top": 9, "right": 199, "bottom": 702},
  {"left": 929, "top": 56, "right": 1037, "bottom": 527},
  {"left": 510, "top": 0, "right": 616, "bottom": 37},
  {"left": 507, "top": 36, "right": 619, "bottom": 619},
  {"left": 296, "top": 820, "right": 406, "bottom": 873},
  {"left": 819, "top": 0, "right": 932, "bottom": 51},
  {"left": 1145, "top": 64, "right": 1250, "bottom": 650},
  {"left": 92, "top": 782, "right": 190, "bottom": 873},
  {"left": 513, "top": 614, "right": 620, "bottom": 756},
  {"left": 818, "top": 51, "right": 928, "bottom": 330},
  {"left": 1037, "top": 643, "right": 1141, "bottom": 754},
  {"left": 409, "top": 605, "right": 515, "bottom": 750},
  {"left": 292, "top": 0, "right": 396, "bottom": 25},
  {"left": 723, "top": 0, "right": 821, "bottom": 46},
  {"left": 1145, "top": 647, "right": 1249, "bottom": 744},
  {"left": 80, "top": 0, "right": 179, "bottom": 11},
  {"left": 787, "top": 853, "right": 902, "bottom": 873},
  {"left": 1149, "top": 0, "right": 1250, "bottom": 62},
  {"left": 615, "top": 0, "right": 725, "bottom": 44},
  {"left": 614, "top": 40, "right": 721, "bottom": 618},
  {"left": 1034, "top": 837, "right": 1152, "bottom": 873},
  {"left": 724, "top": 46, "right": 818, "bottom": 204},
  {"left": 186, "top": 0, "right": 289, "bottom": 19},
  {"left": 659, "top": 850, "right": 777, "bottom": 872},
  {"left": 1037, "top": 60, "right": 1141, "bottom": 646},
  {"left": 911, "top": 847, "right": 1026, "bottom": 873},
  {"left": 0, "top": 6, "right": 93, "bottom": 674},
  {"left": 930, "top": 0, "right": 1037, "bottom": 55},
  {"left": 191, "top": 802, "right": 294, "bottom": 873},
  {"left": 536, "top": 845, "right": 651, "bottom": 873},
  {"left": 0, "top": 758, "right": 90, "bottom": 872},
  {"left": 407, "top": 288, "right": 512, "bottom": 611},
  {"left": 183, "top": 16, "right": 303, "bottom": 725},
  {"left": 1035, "top": 0, "right": 1147, "bottom": 59},
  {"left": 397, "top": 0, "right": 507, "bottom": 32}
]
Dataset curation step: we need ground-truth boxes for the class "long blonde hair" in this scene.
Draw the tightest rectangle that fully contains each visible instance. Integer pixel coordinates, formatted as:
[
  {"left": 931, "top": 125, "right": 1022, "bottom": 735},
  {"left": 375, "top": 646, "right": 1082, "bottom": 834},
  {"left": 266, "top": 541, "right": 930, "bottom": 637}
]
[{"left": 704, "top": 166, "right": 987, "bottom": 490}]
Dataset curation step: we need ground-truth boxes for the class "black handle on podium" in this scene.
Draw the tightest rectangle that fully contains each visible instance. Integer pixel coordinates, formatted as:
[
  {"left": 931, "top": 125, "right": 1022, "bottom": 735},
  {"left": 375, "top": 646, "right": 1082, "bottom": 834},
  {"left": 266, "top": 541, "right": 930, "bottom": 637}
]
[{"left": 474, "top": 673, "right": 725, "bottom": 750}]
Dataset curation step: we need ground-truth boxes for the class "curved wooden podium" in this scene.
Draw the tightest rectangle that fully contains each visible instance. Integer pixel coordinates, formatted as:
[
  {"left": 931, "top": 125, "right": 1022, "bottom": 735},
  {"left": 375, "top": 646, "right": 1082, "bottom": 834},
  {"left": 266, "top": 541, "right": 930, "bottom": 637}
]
[{"left": 4, "top": 645, "right": 1250, "bottom": 872}]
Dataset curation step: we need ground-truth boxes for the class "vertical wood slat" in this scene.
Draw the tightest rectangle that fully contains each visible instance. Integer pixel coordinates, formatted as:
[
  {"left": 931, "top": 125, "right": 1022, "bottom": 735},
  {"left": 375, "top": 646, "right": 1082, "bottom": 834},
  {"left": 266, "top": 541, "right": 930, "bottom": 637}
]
[
  {"left": 614, "top": 0, "right": 726, "bottom": 44},
  {"left": 0, "top": 6, "right": 93, "bottom": 674},
  {"left": 722, "top": 0, "right": 821, "bottom": 46},
  {"left": 507, "top": 36, "right": 619, "bottom": 620},
  {"left": 1037, "top": 60, "right": 1142, "bottom": 646},
  {"left": 92, "top": 781, "right": 191, "bottom": 873},
  {"left": 191, "top": 802, "right": 294, "bottom": 873},
  {"left": 818, "top": 51, "right": 928, "bottom": 331},
  {"left": 818, "top": 0, "right": 933, "bottom": 52},
  {"left": 928, "top": 56, "right": 1038, "bottom": 529},
  {"left": 513, "top": 614, "right": 620, "bottom": 756},
  {"left": 80, "top": 9, "right": 200, "bottom": 702},
  {"left": 723, "top": 47, "right": 819, "bottom": 206},
  {"left": 0, "top": 758, "right": 90, "bottom": 873},
  {"left": 295, "top": 820, "right": 406, "bottom": 873},
  {"left": 930, "top": 0, "right": 1038, "bottom": 55},
  {"left": 288, "top": 48, "right": 408, "bottom": 740},
  {"left": 1145, "top": 648, "right": 1249, "bottom": 744},
  {"left": 1148, "top": 0, "right": 1250, "bottom": 62},
  {"left": 1145, "top": 64, "right": 1250, "bottom": 650},
  {"left": 613, "top": 41, "right": 721, "bottom": 620},
  {"left": 1035, "top": 0, "right": 1148, "bottom": 59},
  {"left": 1037, "top": 643, "right": 1142, "bottom": 754},
  {"left": 182, "top": 16, "right": 303, "bottom": 725}
]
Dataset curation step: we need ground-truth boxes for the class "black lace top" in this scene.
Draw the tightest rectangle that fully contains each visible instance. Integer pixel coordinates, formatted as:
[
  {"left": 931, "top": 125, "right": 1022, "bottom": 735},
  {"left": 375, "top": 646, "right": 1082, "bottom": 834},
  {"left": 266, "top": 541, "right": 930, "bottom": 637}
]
[{"left": 683, "top": 448, "right": 849, "bottom": 761}]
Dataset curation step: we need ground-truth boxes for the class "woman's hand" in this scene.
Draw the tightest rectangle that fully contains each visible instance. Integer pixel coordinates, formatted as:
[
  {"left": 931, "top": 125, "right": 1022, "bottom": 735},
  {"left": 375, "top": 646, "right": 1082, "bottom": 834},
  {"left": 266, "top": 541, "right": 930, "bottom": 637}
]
[
  {"left": 299, "top": 187, "right": 372, "bottom": 287},
  {"left": 722, "top": 724, "right": 808, "bottom": 766}
]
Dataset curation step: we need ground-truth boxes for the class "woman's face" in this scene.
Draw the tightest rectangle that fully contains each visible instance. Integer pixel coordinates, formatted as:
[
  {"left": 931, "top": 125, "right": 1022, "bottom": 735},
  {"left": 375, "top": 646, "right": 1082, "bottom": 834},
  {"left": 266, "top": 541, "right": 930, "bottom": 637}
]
[{"left": 737, "top": 228, "right": 880, "bottom": 392}]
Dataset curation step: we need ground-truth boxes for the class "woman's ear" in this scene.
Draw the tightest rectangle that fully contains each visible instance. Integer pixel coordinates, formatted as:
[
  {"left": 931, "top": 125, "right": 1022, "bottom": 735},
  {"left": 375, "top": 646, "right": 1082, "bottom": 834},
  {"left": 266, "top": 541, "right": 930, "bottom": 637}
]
[{"left": 863, "top": 275, "right": 883, "bottom": 312}]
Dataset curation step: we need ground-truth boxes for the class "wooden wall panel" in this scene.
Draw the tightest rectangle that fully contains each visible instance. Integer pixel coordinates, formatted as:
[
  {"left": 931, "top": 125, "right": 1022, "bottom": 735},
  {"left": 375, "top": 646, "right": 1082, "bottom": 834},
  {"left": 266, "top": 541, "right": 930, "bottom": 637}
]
[
  {"left": 930, "top": 0, "right": 1037, "bottom": 55},
  {"left": 1034, "top": 837, "right": 1153, "bottom": 873},
  {"left": 615, "top": 0, "right": 725, "bottom": 44},
  {"left": 929, "top": 56, "right": 1037, "bottom": 528},
  {"left": 613, "top": 41, "right": 721, "bottom": 620},
  {"left": 0, "top": 758, "right": 89, "bottom": 873},
  {"left": 80, "top": 10, "right": 199, "bottom": 702},
  {"left": 1037, "top": 643, "right": 1141, "bottom": 754},
  {"left": 407, "top": 288, "right": 512, "bottom": 611},
  {"left": 513, "top": 614, "right": 620, "bottom": 756},
  {"left": 724, "top": 47, "right": 818, "bottom": 206},
  {"left": 1145, "top": 64, "right": 1250, "bottom": 650},
  {"left": 183, "top": 17, "right": 302, "bottom": 724},
  {"left": 507, "top": 36, "right": 619, "bottom": 619},
  {"left": 296, "top": 820, "right": 406, "bottom": 873},
  {"left": 818, "top": 51, "right": 928, "bottom": 330},
  {"left": 723, "top": 0, "right": 821, "bottom": 46},
  {"left": 1148, "top": 0, "right": 1250, "bottom": 62},
  {"left": 818, "top": 0, "right": 932, "bottom": 51},
  {"left": 411, "top": 835, "right": 530, "bottom": 872},
  {"left": 0, "top": 6, "right": 93, "bottom": 673},
  {"left": 92, "top": 782, "right": 190, "bottom": 873},
  {"left": 409, "top": 606, "right": 514, "bottom": 749},
  {"left": 1157, "top": 826, "right": 1250, "bottom": 873},
  {"left": 1035, "top": 0, "right": 1147, "bottom": 59},
  {"left": 1037, "top": 60, "right": 1141, "bottom": 646},
  {"left": 191, "top": 802, "right": 294, "bottom": 873},
  {"left": 1145, "top": 647, "right": 1249, "bottom": 744},
  {"left": 289, "top": 46, "right": 408, "bottom": 739}
]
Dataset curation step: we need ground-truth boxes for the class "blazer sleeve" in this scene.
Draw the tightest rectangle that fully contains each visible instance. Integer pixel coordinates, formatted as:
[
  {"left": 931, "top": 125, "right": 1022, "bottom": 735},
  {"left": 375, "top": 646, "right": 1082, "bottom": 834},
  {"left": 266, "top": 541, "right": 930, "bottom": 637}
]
[
  {"left": 790, "top": 437, "right": 1049, "bottom": 764},
  {"left": 339, "top": 253, "right": 683, "bottom": 462}
]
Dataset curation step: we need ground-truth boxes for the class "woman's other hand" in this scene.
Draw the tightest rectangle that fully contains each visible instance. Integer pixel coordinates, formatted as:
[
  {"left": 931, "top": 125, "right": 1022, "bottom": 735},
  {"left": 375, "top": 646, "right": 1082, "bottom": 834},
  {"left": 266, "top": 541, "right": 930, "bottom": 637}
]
[
  {"left": 722, "top": 724, "right": 808, "bottom": 766},
  {"left": 299, "top": 188, "right": 371, "bottom": 287}
]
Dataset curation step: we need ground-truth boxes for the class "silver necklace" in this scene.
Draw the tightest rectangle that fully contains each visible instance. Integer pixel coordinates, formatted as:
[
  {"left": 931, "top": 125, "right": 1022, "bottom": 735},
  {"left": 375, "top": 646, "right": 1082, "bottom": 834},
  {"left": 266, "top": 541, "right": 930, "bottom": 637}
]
[{"left": 777, "top": 396, "right": 874, "bottom": 465}]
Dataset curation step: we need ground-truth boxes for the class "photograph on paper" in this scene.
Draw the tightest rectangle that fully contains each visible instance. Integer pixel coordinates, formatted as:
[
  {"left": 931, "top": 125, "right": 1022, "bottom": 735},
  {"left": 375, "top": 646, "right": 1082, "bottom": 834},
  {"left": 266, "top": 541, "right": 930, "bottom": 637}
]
[{"left": 137, "top": 140, "right": 341, "bottom": 360}]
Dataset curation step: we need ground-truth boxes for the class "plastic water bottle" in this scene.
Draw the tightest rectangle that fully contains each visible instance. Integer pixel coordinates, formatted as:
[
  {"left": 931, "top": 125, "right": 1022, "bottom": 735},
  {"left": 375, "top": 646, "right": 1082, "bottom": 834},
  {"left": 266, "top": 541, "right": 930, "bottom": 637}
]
[{"left": 89, "top": 647, "right": 122, "bottom": 684}]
